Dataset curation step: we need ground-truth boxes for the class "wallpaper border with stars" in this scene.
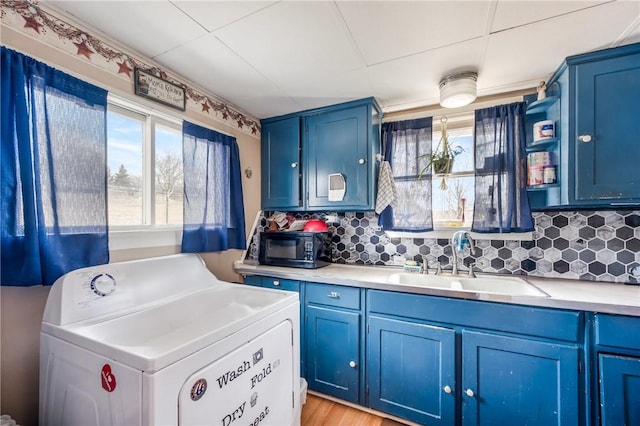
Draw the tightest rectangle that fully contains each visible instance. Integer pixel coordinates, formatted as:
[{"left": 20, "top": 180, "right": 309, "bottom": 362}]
[{"left": 0, "top": 0, "right": 261, "bottom": 137}]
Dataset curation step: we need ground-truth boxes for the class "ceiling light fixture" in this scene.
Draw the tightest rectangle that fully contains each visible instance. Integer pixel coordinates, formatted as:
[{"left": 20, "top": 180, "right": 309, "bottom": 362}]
[{"left": 439, "top": 71, "right": 478, "bottom": 108}]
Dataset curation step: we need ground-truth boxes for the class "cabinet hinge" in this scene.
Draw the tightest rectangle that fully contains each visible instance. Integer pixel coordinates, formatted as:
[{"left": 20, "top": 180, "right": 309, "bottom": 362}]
[
  {"left": 578, "top": 360, "right": 583, "bottom": 373},
  {"left": 367, "top": 324, "right": 370, "bottom": 334}
]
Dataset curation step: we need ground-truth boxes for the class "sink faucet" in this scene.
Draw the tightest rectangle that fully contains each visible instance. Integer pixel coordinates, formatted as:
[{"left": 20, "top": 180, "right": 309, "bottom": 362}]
[{"left": 451, "top": 231, "right": 476, "bottom": 275}]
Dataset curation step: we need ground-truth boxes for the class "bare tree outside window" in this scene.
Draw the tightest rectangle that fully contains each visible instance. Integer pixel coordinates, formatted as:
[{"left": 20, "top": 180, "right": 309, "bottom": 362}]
[
  {"left": 155, "top": 151, "right": 183, "bottom": 225},
  {"left": 107, "top": 104, "right": 181, "bottom": 228}
]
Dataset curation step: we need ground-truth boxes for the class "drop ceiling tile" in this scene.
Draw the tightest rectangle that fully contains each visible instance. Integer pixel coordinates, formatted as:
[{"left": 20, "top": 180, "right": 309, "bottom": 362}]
[
  {"left": 51, "top": 1, "right": 206, "bottom": 58},
  {"left": 483, "top": 1, "right": 640, "bottom": 90},
  {"left": 280, "top": 68, "right": 376, "bottom": 112},
  {"left": 492, "top": 0, "right": 610, "bottom": 33},
  {"left": 231, "top": 95, "right": 304, "bottom": 120},
  {"left": 155, "top": 33, "right": 279, "bottom": 103},
  {"left": 171, "top": 1, "right": 276, "bottom": 32},
  {"left": 366, "top": 38, "right": 485, "bottom": 112},
  {"left": 337, "top": 1, "right": 491, "bottom": 66},
  {"left": 617, "top": 17, "right": 640, "bottom": 45},
  {"left": 214, "top": 1, "right": 365, "bottom": 87}
]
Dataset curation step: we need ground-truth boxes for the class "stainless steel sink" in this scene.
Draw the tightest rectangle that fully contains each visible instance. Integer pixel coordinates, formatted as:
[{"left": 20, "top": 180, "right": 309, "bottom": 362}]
[
  {"left": 386, "top": 273, "right": 460, "bottom": 289},
  {"left": 386, "top": 273, "right": 548, "bottom": 297}
]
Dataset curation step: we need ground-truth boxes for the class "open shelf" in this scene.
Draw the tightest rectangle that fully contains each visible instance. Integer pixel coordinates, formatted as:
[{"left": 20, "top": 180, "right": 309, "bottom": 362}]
[
  {"left": 526, "top": 138, "right": 558, "bottom": 152},
  {"left": 527, "top": 183, "right": 560, "bottom": 191},
  {"left": 526, "top": 96, "right": 559, "bottom": 115}
]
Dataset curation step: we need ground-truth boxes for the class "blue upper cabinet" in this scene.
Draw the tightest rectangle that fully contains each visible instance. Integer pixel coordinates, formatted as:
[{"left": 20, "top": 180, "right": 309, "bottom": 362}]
[
  {"left": 551, "top": 42, "right": 640, "bottom": 208},
  {"left": 261, "top": 116, "right": 302, "bottom": 210},
  {"left": 260, "top": 98, "right": 382, "bottom": 212},
  {"left": 305, "top": 103, "right": 379, "bottom": 210}
]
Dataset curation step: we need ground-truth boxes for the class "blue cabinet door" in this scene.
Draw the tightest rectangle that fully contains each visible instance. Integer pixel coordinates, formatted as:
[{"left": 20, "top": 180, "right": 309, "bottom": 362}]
[
  {"left": 573, "top": 51, "right": 640, "bottom": 205},
  {"left": 599, "top": 354, "right": 640, "bottom": 426},
  {"left": 306, "top": 304, "right": 360, "bottom": 403},
  {"left": 462, "top": 330, "right": 580, "bottom": 425},
  {"left": 261, "top": 117, "right": 301, "bottom": 210},
  {"left": 367, "top": 315, "right": 456, "bottom": 425},
  {"left": 305, "top": 105, "right": 371, "bottom": 210}
]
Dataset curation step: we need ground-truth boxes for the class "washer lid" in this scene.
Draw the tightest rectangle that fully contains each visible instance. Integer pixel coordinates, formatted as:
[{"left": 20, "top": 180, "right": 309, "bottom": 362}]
[{"left": 42, "top": 284, "right": 298, "bottom": 372}]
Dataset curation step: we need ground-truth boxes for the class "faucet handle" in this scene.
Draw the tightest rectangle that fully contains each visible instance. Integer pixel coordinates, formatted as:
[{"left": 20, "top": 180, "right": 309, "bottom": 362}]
[
  {"left": 467, "top": 262, "right": 476, "bottom": 278},
  {"left": 435, "top": 263, "right": 443, "bottom": 275}
]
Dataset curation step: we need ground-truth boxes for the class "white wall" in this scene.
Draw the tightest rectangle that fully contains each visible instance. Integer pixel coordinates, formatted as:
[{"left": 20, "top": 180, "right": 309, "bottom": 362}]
[{"left": 0, "top": 6, "right": 260, "bottom": 425}]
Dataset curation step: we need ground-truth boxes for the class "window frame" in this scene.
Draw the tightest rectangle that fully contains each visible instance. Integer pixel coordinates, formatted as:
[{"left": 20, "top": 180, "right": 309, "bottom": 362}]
[
  {"left": 107, "top": 95, "right": 184, "bottom": 251},
  {"left": 382, "top": 93, "right": 533, "bottom": 241}
]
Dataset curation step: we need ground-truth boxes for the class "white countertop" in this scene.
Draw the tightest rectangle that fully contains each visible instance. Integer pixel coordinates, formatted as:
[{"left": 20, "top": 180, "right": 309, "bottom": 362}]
[{"left": 234, "top": 261, "right": 640, "bottom": 316}]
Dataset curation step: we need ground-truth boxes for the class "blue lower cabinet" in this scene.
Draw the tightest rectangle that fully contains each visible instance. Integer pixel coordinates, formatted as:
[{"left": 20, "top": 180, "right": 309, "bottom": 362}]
[
  {"left": 306, "top": 304, "right": 361, "bottom": 403},
  {"left": 243, "top": 276, "right": 305, "bottom": 375},
  {"left": 367, "top": 315, "right": 455, "bottom": 425},
  {"left": 243, "top": 275, "right": 263, "bottom": 287},
  {"left": 461, "top": 330, "right": 580, "bottom": 425},
  {"left": 599, "top": 354, "right": 640, "bottom": 426}
]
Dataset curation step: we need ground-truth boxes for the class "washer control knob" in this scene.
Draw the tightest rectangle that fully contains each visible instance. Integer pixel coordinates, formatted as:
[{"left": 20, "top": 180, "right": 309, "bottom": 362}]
[{"left": 90, "top": 273, "right": 116, "bottom": 297}]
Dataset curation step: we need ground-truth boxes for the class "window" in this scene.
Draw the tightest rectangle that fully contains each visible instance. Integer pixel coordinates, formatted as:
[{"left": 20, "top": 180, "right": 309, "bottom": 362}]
[
  {"left": 384, "top": 106, "right": 533, "bottom": 241},
  {"left": 106, "top": 97, "right": 183, "bottom": 249},
  {"left": 431, "top": 115, "right": 475, "bottom": 229}
]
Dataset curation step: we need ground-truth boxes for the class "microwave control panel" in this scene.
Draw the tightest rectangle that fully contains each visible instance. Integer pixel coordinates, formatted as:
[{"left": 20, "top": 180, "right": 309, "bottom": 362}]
[{"left": 304, "top": 241, "right": 314, "bottom": 260}]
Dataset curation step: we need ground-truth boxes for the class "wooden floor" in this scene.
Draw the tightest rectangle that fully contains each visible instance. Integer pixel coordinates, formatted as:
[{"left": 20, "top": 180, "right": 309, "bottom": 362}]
[{"left": 301, "top": 394, "right": 406, "bottom": 426}]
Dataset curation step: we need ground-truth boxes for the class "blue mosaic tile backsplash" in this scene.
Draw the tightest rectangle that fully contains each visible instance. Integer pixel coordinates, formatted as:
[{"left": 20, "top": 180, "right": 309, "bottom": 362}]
[{"left": 247, "top": 210, "right": 640, "bottom": 284}]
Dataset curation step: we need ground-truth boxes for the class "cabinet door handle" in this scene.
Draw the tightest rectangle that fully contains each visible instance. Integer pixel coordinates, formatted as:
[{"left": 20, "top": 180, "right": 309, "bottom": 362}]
[
  {"left": 443, "top": 385, "right": 452, "bottom": 394},
  {"left": 465, "top": 388, "right": 475, "bottom": 397},
  {"left": 349, "top": 361, "right": 357, "bottom": 368},
  {"left": 327, "top": 291, "right": 340, "bottom": 299},
  {"left": 291, "top": 162, "right": 298, "bottom": 168},
  {"left": 358, "top": 158, "right": 366, "bottom": 165},
  {"left": 578, "top": 135, "right": 592, "bottom": 143}
]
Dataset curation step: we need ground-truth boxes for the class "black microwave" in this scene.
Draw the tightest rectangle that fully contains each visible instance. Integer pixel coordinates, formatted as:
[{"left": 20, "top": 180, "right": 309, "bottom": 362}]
[{"left": 258, "top": 231, "right": 331, "bottom": 269}]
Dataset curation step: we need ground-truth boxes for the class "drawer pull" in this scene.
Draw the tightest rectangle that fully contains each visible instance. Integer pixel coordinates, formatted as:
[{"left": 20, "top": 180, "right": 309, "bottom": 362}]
[
  {"left": 443, "top": 385, "right": 452, "bottom": 394},
  {"left": 465, "top": 388, "right": 475, "bottom": 397},
  {"left": 272, "top": 280, "right": 280, "bottom": 286},
  {"left": 327, "top": 291, "right": 340, "bottom": 299},
  {"left": 578, "top": 134, "right": 592, "bottom": 143}
]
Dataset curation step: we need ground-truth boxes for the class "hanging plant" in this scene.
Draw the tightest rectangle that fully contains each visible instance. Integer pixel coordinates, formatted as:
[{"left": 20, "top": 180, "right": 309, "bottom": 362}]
[{"left": 418, "top": 116, "right": 464, "bottom": 189}]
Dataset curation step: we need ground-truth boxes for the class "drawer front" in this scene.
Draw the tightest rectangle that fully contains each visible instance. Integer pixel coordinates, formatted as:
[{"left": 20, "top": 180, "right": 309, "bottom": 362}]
[
  {"left": 244, "top": 275, "right": 263, "bottom": 287},
  {"left": 595, "top": 314, "right": 640, "bottom": 351},
  {"left": 368, "top": 290, "right": 582, "bottom": 342},
  {"left": 263, "top": 277, "right": 300, "bottom": 292},
  {"left": 306, "top": 282, "right": 361, "bottom": 310}
]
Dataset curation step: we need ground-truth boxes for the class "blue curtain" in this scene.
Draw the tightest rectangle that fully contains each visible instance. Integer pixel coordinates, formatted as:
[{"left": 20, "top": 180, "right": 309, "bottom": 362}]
[
  {"left": 379, "top": 118, "right": 433, "bottom": 231},
  {"left": 182, "top": 121, "right": 246, "bottom": 252},
  {"left": 472, "top": 102, "right": 534, "bottom": 233},
  {"left": 1, "top": 47, "right": 109, "bottom": 286}
]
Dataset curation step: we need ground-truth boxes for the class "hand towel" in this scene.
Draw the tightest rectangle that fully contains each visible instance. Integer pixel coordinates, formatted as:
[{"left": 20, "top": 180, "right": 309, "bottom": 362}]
[{"left": 375, "top": 161, "right": 398, "bottom": 214}]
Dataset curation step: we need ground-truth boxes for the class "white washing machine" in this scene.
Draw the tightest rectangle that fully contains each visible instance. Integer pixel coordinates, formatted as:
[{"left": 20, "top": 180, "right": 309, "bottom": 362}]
[{"left": 39, "top": 254, "right": 301, "bottom": 426}]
